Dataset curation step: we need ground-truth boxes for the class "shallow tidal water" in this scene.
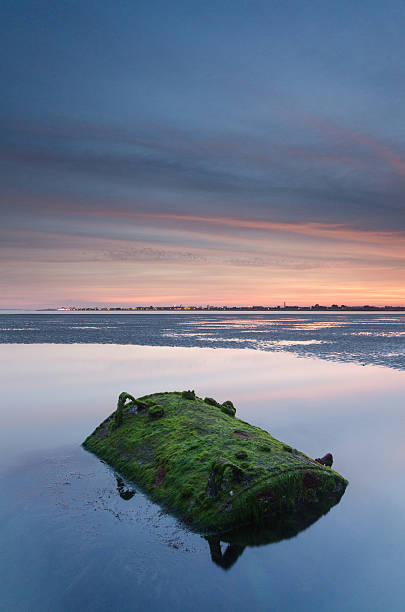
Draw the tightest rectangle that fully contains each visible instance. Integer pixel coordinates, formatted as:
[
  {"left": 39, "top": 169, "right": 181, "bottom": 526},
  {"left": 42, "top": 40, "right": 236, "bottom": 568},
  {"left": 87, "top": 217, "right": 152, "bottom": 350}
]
[
  {"left": 1, "top": 320, "right": 405, "bottom": 611},
  {"left": 2, "top": 311, "right": 405, "bottom": 370}
]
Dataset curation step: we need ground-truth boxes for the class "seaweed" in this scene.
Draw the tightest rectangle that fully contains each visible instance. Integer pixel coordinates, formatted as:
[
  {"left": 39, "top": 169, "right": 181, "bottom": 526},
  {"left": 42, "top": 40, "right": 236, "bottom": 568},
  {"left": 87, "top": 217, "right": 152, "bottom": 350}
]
[{"left": 83, "top": 391, "right": 347, "bottom": 533}]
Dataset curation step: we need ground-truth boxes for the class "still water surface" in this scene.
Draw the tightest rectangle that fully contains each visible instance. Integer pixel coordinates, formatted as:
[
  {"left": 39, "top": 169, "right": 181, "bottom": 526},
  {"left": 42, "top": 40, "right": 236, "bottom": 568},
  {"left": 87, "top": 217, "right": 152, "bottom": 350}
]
[
  {"left": 1, "top": 341, "right": 405, "bottom": 611},
  {"left": 2, "top": 312, "right": 405, "bottom": 370}
]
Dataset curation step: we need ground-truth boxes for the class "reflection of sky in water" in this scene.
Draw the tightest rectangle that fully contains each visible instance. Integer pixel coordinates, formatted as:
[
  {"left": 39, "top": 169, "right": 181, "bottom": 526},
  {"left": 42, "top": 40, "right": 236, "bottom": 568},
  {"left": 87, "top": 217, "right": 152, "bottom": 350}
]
[
  {"left": 0, "top": 327, "right": 40, "bottom": 331},
  {"left": 163, "top": 334, "right": 326, "bottom": 347},
  {"left": 2, "top": 313, "right": 405, "bottom": 373},
  {"left": 1, "top": 344, "right": 405, "bottom": 610},
  {"left": 68, "top": 326, "right": 119, "bottom": 330},
  {"left": 355, "top": 330, "right": 405, "bottom": 337}
]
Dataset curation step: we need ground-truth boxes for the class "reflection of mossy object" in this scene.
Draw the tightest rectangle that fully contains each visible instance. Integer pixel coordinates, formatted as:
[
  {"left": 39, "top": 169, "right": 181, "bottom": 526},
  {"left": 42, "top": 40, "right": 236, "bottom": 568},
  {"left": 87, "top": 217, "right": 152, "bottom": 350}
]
[
  {"left": 149, "top": 404, "right": 164, "bottom": 420},
  {"left": 83, "top": 391, "right": 347, "bottom": 534},
  {"left": 116, "top": 477, "right": 135, "bottom": 500},
  {"left": 182, "top": 390, "right": 196, "bottom": 400}
]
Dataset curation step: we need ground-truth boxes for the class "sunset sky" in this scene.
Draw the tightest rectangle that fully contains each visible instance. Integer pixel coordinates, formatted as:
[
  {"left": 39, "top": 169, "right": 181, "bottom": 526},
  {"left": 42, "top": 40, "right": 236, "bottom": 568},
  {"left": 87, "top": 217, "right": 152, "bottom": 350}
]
[{"left": 1, "top": 0, "right": 405, "bottom": 307}]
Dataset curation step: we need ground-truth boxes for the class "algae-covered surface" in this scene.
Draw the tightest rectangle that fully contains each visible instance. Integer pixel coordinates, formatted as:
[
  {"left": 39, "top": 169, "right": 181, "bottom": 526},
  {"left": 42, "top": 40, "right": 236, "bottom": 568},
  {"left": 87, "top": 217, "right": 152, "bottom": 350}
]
[{"left": 83, "top": 390, "right": 347, "bottom": 533}]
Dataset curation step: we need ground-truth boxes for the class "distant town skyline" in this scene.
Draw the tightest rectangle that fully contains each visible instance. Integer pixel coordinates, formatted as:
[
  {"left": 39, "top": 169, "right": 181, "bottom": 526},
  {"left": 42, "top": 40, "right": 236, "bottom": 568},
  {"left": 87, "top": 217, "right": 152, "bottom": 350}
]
[
  {"left": 2, "top": 2, "right": 405, "bottom": 308},
  {"left": 53, "top": 303, "right": 405, "bottom": 312}
]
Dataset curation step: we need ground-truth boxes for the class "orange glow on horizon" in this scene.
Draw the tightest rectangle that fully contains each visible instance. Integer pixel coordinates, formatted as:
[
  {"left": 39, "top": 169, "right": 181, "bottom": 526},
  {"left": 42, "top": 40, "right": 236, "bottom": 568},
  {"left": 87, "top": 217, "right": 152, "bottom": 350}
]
[{"left": 1, "top": 211, "right": 404, "bottom": 308}]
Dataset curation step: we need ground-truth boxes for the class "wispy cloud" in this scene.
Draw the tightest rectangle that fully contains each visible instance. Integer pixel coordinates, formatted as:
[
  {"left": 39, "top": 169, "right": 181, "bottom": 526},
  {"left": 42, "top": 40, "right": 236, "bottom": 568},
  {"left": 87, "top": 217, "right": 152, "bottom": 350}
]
[
  {"left": 2, "top": 117, "right": 405, "bottom": 233},
  {"left": 2, "top": 205, "right": 405, "bottom": 308}
]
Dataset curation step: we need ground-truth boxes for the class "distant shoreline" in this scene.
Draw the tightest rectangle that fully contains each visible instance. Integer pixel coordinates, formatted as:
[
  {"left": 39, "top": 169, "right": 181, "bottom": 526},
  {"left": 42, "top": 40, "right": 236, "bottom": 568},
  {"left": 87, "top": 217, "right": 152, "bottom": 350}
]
[
  {"left": 1, "top": 308, "right": 405, "bottom": 315},
  {"left": 51, "top": 305, "right": 405, "bottom": 312}
]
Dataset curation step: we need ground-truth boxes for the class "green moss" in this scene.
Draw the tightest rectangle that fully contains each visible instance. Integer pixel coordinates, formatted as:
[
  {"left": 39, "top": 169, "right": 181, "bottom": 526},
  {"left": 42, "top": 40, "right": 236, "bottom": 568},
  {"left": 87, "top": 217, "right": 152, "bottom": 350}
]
[
  {"left": 181, "top": 485, "right": 193, "bottom": 499},
  {"left": 148, "top": 404, "right": 164, "bottom": 420},
  {"left": 182, "top": 390, "right": 196, "bottom": 400},
  {"left": 119, "top": 391, "right": 136, "bottom": 410},
  {"left": 134, "top": 399, "right": 150, "bottom": 411},
  {"left": 204, "top": 397, "right": 220, "bottom": 407},
  {"left": 235, "top": 450, "right": 248, "bottom": 460},
  {"left": 204, "top": 396, "right": 236, "bottom": 417},
  {"left": 83, "top": 390, "right": 348, "bottom": 534},
  {"left": 220, "top": 401, "right": 236, "bottom": 417}
]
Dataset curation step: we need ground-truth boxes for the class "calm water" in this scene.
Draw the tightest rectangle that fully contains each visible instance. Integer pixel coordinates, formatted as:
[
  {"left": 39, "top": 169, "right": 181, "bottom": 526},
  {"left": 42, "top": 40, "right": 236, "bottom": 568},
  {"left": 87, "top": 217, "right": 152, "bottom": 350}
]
[
  {"left": 2, "top": 311, "right": 405, "bottom": 370},
  {"left": 1, "top": 315, "right": 405, "bottom": 611}
]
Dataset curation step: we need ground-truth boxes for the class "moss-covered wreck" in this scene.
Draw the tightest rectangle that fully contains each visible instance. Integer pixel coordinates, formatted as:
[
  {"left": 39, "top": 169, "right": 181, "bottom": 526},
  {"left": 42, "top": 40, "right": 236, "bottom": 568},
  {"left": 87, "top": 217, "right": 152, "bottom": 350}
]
[{"left": 83, "top": 391, "right": 347, "bottom": 534}]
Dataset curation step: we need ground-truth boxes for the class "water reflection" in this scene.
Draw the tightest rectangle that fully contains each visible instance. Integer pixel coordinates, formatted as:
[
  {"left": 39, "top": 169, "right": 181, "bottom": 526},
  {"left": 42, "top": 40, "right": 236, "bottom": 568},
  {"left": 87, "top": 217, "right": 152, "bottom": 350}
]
[
  {"left": 1, "top": 344, "right": 405, "bottom": 610},
  {"left": 116, "top": 476, "right": 136, "bottom": 500},
  {"left": 206, "top": 484, "right": 345, "bottom": 569},
  {"left": 2, "top": 312, "right": 405, "bottom": 370},
  {"left": 110, "top": 458, "right": 346, "bottom": 571},
  {"left": 206, "top": 539, "right": 246, "bottom": 570}
]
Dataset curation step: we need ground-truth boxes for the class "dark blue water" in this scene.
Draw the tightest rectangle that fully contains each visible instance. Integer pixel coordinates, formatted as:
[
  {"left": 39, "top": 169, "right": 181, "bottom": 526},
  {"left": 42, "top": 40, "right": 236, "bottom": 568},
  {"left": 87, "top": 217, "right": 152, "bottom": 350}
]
[
  {"left": 1, "top": 312, "right": 405, "bottom": 370},
  {"left": 1, "top": 319, "right": 405, "bottom": 611}
]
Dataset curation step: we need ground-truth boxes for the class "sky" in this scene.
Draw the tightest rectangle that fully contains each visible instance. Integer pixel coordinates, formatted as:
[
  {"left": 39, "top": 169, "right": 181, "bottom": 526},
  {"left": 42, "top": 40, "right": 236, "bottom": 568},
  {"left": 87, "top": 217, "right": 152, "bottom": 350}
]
[{"left": 1, "top": 0, "right": 405, "bottom": 307}]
